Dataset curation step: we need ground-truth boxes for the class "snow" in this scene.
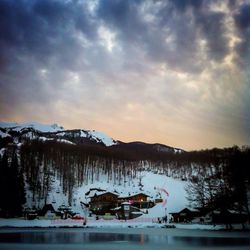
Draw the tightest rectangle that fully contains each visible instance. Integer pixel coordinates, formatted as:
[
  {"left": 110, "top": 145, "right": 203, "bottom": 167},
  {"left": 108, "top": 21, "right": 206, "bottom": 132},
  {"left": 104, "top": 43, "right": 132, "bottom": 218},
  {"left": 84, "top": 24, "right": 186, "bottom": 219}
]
[
  {"left": 1, "top": 164, "right": 195, "bottom": 228},
  {"left": 0, "top": 122, "right": 64, "bottom": 133},
  {"left": 86, "top": 190, "right": 107, "bottom": 198},
  {"left": 121, "top": 202, "right": 131, "bottom": 205},
  {"left": 174, "top": 148, "right": 183, "bottom": 153},
  {"left": 1, "top": 218, "right": 249, "bottom": 230},
  {"left": 0, "top": 148, "right": 6, "bottom": 157},
  {"left": 0, "top": 130, "right": 10, "bottom": 138},
  {"left": 88, "top": 130, "right": 116, "bottom": 146},
  {"left": 118, "top": 192, "right": 149, "bottom": 199},
  {"left": 131, "top": 211, "right": 143, "bottom": 215},
  {"left": 0, "top": 218, "right": 85, "bottom": 228},
  {"left": 80, "top": 130, "right": 87, "bottom": 137},
  {"left": 2, "top": 169, "right": 249, "bottom": 229},
  {"left": 112, "top": 206, "right": 121, "bottom": 211},
  {"left": 78, "top": 129, "right": 116, "bottom": 146},
  {"left": 0, "top": 122, "right": 116, "bottom": 147},
  {"left": 38, "top": 137, "right": 54, "bottom": 142},
  {"left": 56, "top": 139, "right": 75, "bottom": 145},
  {"left": 141, "top": 172, "right": 188, "bottom": 214},
  {"left": 24, "top": 170, "right": 189, "bottom": 224}
]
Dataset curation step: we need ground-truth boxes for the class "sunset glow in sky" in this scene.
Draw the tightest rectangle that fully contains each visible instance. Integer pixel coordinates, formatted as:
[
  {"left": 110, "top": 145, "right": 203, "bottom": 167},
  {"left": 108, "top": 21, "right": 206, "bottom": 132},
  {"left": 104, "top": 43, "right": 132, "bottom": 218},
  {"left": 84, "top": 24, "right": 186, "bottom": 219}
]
[{"left": 0, "top": 0, "right": 250, "bottom": 150}]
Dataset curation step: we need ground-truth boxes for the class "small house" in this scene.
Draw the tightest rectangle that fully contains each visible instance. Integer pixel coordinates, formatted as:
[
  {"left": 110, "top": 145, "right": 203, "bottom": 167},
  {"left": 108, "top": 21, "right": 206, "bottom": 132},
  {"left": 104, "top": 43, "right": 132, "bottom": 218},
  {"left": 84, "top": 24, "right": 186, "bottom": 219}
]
[
  {"left": 169, "top": 208, "right": 200, "bottom": 223},
  {"left": 89, "top": 192, "right": 119, "bottom": 215},
  {"left": 24, "top": 208, "right": 38, "bottom": 220},
  {"left": 112, "top": 202, "right": 144, "bottom": 220},
  {"left": 87, "top": 191, "right": 153, "bottom": 216},
  {"left": 118, "top": 193, "right": 151, "bottom": 209}
]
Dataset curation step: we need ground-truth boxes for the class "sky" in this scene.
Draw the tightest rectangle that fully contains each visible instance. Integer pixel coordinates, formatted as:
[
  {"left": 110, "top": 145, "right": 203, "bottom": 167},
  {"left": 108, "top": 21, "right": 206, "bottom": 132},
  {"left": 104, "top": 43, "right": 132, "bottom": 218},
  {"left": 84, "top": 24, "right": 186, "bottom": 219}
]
[{"left": 0, "top": 0, "right": 250, "bottom": 150}]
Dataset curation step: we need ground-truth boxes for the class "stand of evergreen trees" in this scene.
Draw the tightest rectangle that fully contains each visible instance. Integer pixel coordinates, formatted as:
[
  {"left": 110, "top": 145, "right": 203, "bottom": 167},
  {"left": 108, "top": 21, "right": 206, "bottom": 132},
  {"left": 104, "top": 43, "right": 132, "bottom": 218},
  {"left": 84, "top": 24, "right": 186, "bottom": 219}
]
[{"left": 0, "top": 151, "right": 26, "bottom": 217}]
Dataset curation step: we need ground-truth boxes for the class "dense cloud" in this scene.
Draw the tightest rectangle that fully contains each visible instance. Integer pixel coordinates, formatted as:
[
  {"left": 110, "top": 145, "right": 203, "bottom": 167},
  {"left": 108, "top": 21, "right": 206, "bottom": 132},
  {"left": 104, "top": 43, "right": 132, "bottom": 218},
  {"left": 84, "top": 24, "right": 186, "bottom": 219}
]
[
  {"left": 234, "top": 3, "right": 250, "bottom": 60},
  {"left": 0, "top": 0, "right": 249, "bottom": 149}
]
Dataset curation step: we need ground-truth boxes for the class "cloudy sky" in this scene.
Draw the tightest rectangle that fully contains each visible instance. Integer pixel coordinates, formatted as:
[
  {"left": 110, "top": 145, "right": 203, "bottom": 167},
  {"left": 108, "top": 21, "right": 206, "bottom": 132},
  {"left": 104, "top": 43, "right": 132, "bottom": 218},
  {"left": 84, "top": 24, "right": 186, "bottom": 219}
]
[{"left": 0, "top": 0, "right": 250, "bottom": 150}]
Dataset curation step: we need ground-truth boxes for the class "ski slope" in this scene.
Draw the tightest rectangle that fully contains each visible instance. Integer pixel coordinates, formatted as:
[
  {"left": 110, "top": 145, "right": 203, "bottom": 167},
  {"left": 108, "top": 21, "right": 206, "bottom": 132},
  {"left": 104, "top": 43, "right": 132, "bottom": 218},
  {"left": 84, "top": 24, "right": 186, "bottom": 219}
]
[{"left": 26, "top": 171, "right": 189, "bottom": 219}]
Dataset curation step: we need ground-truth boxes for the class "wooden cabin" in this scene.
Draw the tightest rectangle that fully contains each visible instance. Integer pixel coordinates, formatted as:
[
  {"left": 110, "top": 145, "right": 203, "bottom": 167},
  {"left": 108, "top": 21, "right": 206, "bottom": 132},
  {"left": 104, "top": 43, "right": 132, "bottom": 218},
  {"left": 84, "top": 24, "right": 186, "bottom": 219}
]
[
  {"left": 112, "top": 202, "right": 144, "bottom": 220},
  {"left": 118, "top": 193, "right": 149, "bottom": 203},
  {"left": 88, "top": 191, "right": 152, "bottom": 215},
  {"left": 89, "top": 192, "right": 119, "bottom": 215},
  {"left": 118, "top": 193, "right": 152, "bottom": 209},
  {"left": 169, "top": 208, "right": 200, "bottom": 223},
  {"left": 24, "top": 208, "right": 38, "bottom": 220}
]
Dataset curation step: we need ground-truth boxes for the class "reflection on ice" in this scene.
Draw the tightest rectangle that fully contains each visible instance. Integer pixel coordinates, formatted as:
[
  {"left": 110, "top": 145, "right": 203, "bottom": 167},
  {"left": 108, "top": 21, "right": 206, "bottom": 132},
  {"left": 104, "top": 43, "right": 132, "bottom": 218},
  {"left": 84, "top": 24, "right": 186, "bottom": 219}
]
[{"left": 1, "top": 230, "right": 250, "bottom": 247}]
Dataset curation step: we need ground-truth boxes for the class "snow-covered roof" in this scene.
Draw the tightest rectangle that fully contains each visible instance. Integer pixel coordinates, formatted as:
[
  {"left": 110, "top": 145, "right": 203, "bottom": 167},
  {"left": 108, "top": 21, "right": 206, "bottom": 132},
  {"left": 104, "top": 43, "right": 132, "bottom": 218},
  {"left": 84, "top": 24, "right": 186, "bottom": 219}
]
[
  {"left": 131, "top": 211, "right": 143, "bottom": 215},
  {"left": 86, "top": 190, "right": 107, "bottom": 198},
  {"left": 121, "top": 202, "right": 131, "bottom": 205},
  {"left": 87, "top": 191, "right": 119, "bottom": 198},
  {"left": 118, "top": 192, "right": 149, "bottom": 199},
  {"left": 170, "top": 207, "right": 199, "bottom": 214}
]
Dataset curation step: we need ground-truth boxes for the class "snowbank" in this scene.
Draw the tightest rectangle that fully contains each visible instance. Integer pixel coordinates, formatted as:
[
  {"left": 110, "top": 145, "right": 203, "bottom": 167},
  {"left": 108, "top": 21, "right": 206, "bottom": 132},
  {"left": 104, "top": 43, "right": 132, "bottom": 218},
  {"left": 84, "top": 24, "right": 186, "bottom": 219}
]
[{"left": 2, "top": 218, "right": 249, "bottom": 230}]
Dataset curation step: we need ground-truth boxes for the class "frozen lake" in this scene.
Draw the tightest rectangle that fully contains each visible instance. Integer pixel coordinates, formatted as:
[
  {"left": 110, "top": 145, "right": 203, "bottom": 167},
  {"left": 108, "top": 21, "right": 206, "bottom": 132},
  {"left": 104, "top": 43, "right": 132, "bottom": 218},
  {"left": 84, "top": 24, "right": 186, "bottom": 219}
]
[{"left": 0, "top": 228, "right": 250, "bottom": 250}]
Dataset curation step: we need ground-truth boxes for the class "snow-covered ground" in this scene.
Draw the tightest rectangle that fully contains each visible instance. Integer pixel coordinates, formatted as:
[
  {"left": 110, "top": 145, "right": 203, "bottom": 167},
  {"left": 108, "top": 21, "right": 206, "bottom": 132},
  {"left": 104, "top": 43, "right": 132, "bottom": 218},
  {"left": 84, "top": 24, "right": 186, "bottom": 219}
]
[
  {"left": 2, "top": 169, "right": 250, "bottom": 229},
  {"left": 0, "top": 121, "right": 117, "bottom": 146},
  {"left": 0, "top": 130, "right": 10, "bottom": 138},
  {"left": 1, "top": 218, "right": 249, "bottom": 230},
  {"left": 82, "top": 130, "right": 117, "bottom": 146},
  {"left": 26, "top": 171, "right": 188, "bottom": 217}
]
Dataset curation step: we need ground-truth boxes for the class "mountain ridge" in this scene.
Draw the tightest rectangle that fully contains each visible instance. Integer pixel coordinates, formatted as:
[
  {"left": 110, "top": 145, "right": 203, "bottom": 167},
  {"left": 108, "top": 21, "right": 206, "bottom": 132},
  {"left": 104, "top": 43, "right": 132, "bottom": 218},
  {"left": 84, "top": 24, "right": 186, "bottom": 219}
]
[{"left": 0, "top": 121, "right": 184, "bottom": 153}]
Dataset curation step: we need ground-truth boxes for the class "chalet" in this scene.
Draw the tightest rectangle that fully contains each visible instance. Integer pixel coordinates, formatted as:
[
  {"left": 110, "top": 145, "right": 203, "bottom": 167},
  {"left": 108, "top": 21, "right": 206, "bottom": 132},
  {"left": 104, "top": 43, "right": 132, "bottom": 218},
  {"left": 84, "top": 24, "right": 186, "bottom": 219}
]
[
  {"left": 112, "top": 202, "right": 144, "bottom": 220},
  {"left": 24, "top": 208, "right": 38, "bottom": 220},
  {"left": 89, "top": 192, "right": 119, "bottom": 215},
  {"left": 169, "top": 208, "right": 201, "bottom": 223},
  {"left": 87, "top": 190, "right": 153, "bottom": 216},
  {"left": 118, "top": 193, "right": 152, "bottom": 209},
  {"left": 155, "top": 198, "right": 163, "bottom": 203}
]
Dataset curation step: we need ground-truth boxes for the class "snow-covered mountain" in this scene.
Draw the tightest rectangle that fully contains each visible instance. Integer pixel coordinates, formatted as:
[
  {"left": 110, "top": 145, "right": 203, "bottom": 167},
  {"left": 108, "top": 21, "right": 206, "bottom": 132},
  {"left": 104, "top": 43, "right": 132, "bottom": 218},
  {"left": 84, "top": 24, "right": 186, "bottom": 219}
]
[
  {"left": 0, "top": 121, "right": 117, "bottom": 147},
  {"left": 0, "top": 121, "right": 189, "bottom": 219},
  {"left": 0, "top": 122, "right": 64, "bottom": 133},
  {"left": 0, "top": 121, "right": 183, "bottom": 151}
]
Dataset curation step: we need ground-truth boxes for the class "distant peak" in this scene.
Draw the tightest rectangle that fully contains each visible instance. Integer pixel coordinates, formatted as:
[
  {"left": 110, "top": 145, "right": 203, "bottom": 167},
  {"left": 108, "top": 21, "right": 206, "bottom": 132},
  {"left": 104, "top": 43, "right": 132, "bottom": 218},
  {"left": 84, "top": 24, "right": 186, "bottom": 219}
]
[{"left": 0, "top": 121, "right": 65, "bottom": 133}]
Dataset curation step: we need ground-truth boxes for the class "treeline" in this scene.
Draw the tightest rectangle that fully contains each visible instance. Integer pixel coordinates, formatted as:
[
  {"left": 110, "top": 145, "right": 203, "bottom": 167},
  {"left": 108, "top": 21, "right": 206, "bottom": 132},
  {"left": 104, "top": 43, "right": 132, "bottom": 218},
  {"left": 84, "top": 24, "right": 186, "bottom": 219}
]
[
  {"left": 0, "top": 151, "right": 26, "bottom": 217},
  {"left": 0, "top": 139, "right": 250, "bottom": 217},
  {"left": 185, "top": 146, "right": 250, "bottom": 215},
  {"left": 20, "top": 140, "right": 146, "bottom": 207}
]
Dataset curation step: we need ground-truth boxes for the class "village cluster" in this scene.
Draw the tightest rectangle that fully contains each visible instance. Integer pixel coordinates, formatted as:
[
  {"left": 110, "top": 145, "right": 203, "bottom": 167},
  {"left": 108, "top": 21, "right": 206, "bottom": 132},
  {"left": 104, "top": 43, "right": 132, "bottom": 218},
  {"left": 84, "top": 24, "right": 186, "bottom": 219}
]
[
  {"left": 23, "top": 188, "right": 249, "bottom": 228},
  {"left": 24, "top": 188, "right": 157, "bottom": 221}
]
